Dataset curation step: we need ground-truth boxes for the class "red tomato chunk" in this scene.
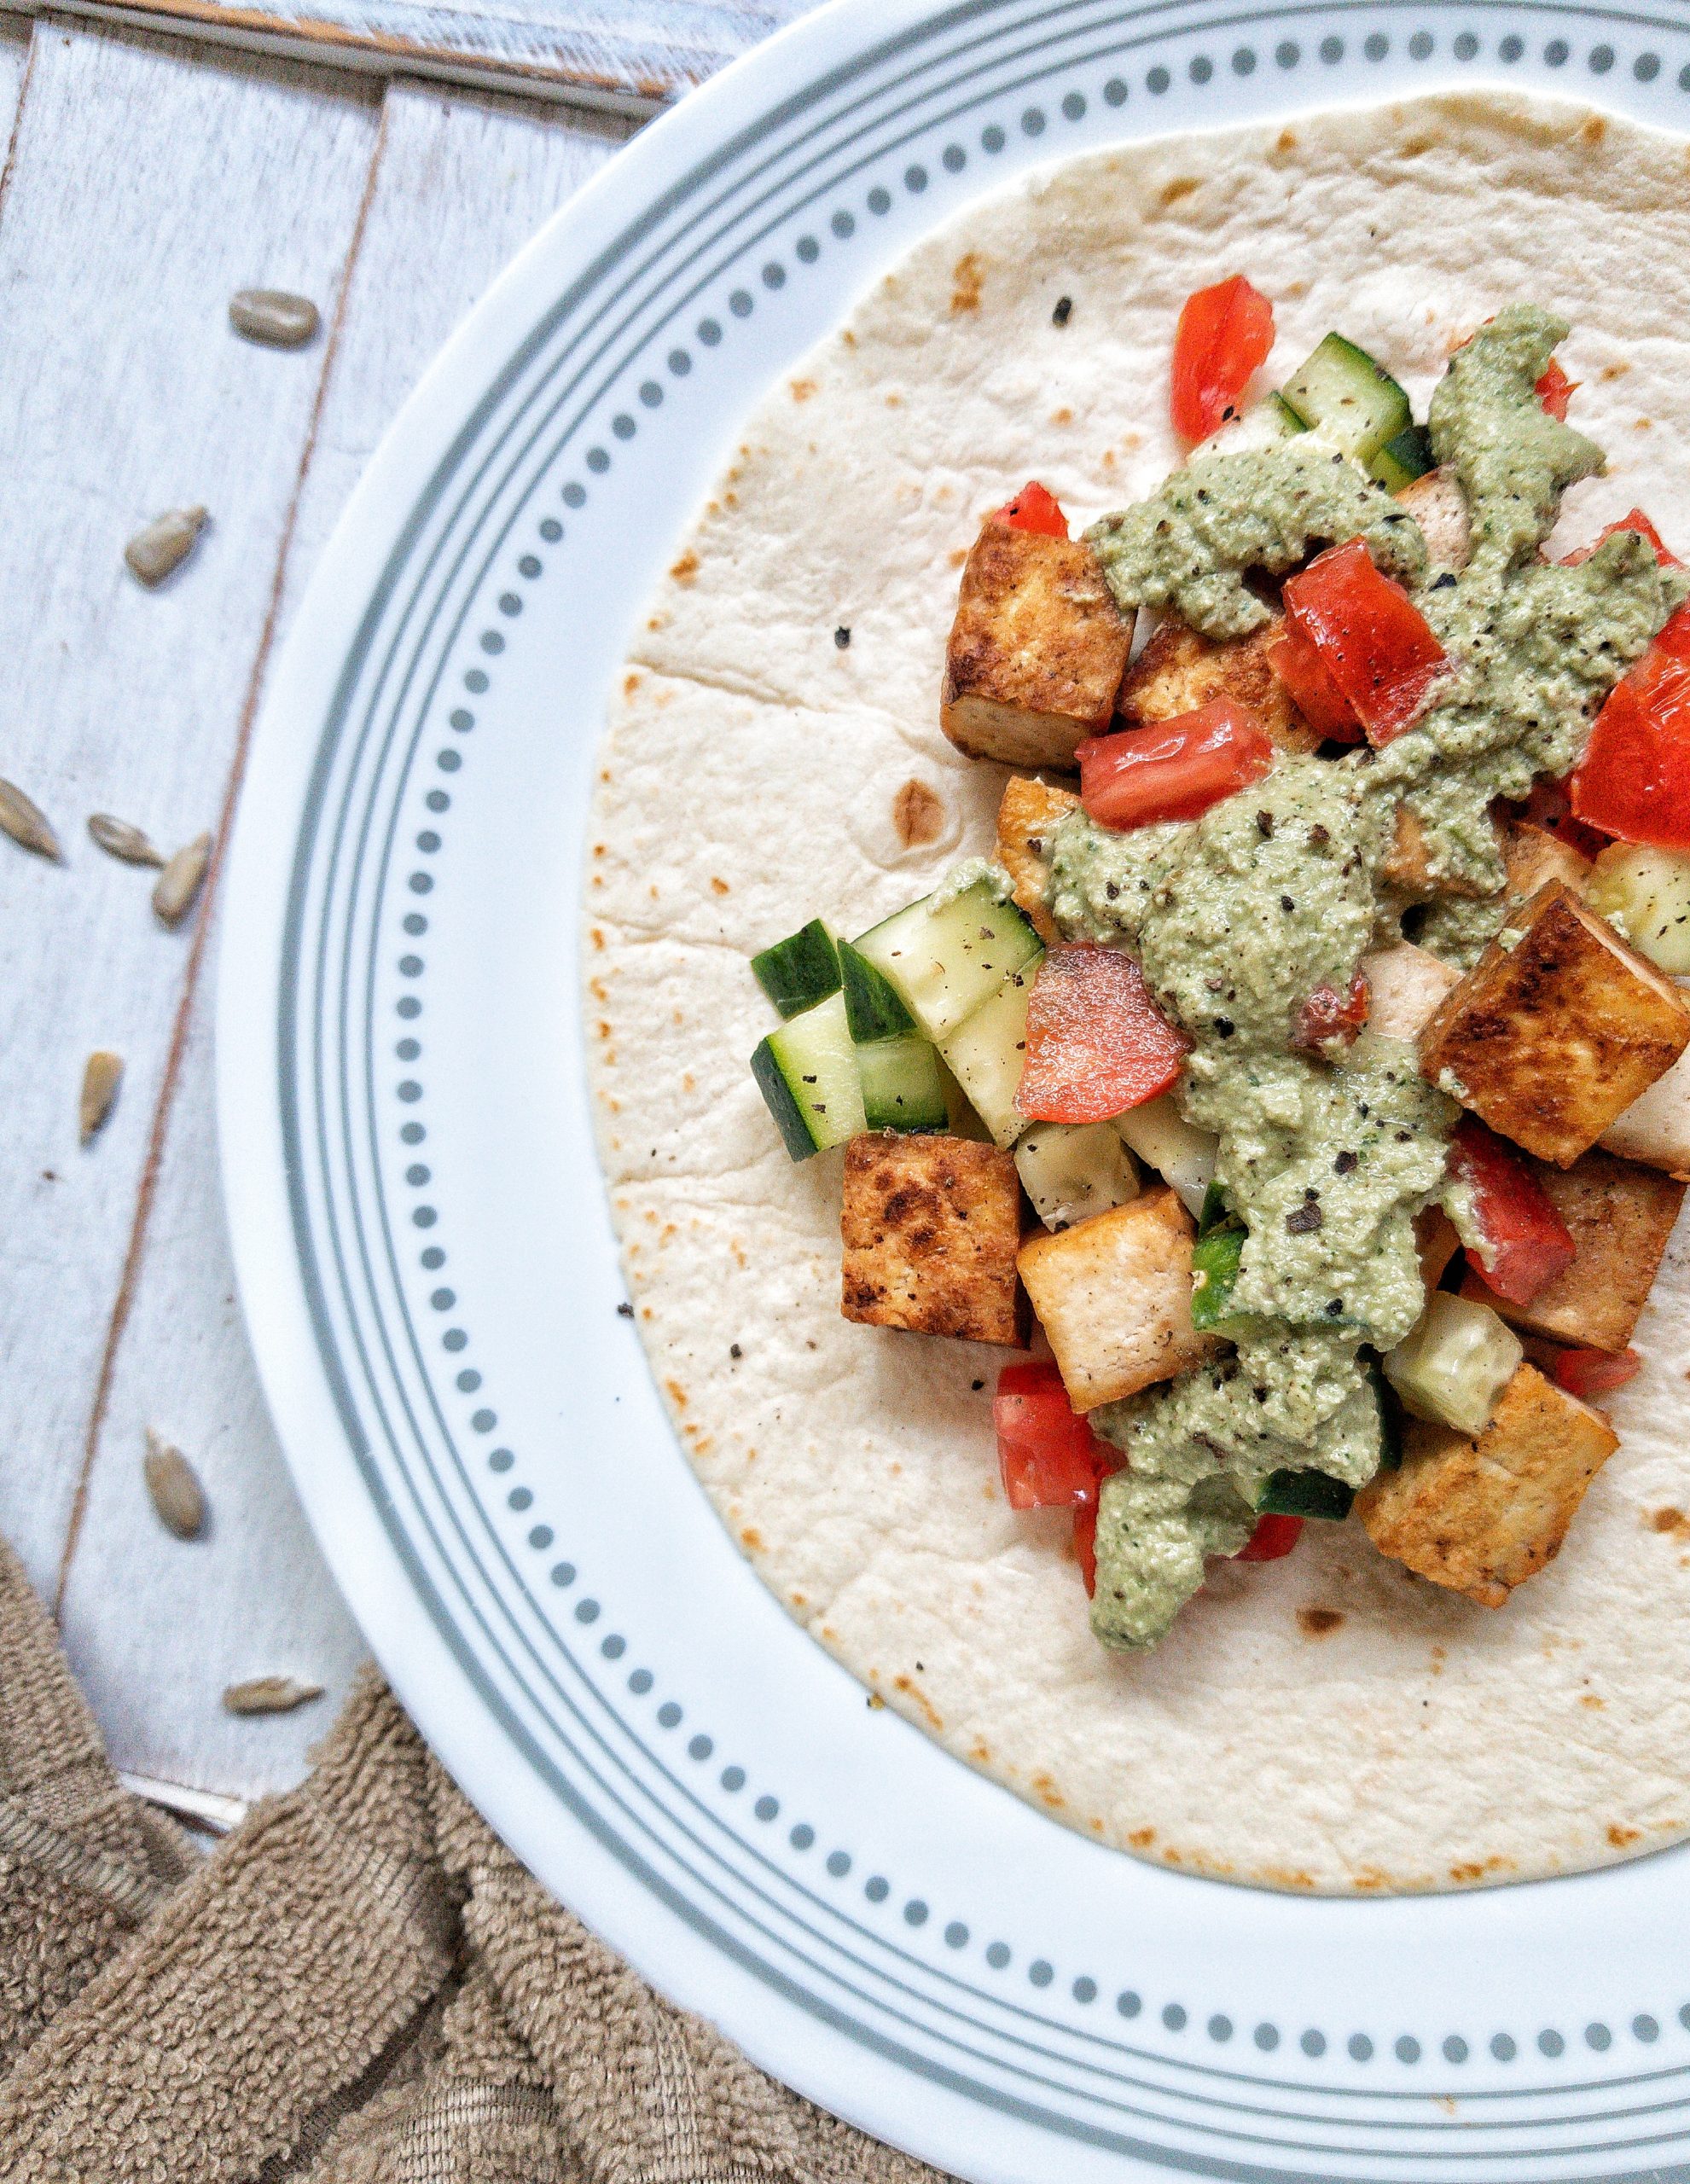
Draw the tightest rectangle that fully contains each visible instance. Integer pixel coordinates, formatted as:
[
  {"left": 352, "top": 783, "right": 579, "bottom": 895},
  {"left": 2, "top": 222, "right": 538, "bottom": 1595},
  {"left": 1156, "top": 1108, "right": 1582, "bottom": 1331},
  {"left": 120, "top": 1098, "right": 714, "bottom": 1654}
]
[
  {"left": 1234, "top": 1513, "right": 1303, "bottom": 1562},
  {"left": 1016, "top": 944, "right": 1192, "bottom": 1125},
  {"left": 1554, "top": 1347, "right": 1641, "bottom": 1402},
  {"left": 1561, "top": 507, "right": 1681, "bottom": 570},
  {"left": 994, "top": 480, "right": 1068, "bottom": 537},
  {"left": 1535, "top": 358, "right": 1577, "bottom": 421},
  {"left": 1077, "top": 699, "right": 1275, "bottom": 831},
  {"left": 1073, "top": 1501, "right": 1100, "bottom": 1596},
  {"left": 1571, "top": 633, "right": 1690, "bottom": 852},
  {"left": 1279, "top": 539, "right": 1449, "bottom": 746},
  {"left": 1264, "top": 617, "right": 1365, "bottom": 742},
  {"left": 1447, "top": 1117, "right": 1577, "bottom": 1307},
  {"left": 1294, "top": 973, "right": 1370, "bottom": 1051},
  {"left": 994, "top": 1362, "right": 1106, "bottom": 1511},
  {"left": 1170, "top": 276, "right": 1275, "bottom": 443}
]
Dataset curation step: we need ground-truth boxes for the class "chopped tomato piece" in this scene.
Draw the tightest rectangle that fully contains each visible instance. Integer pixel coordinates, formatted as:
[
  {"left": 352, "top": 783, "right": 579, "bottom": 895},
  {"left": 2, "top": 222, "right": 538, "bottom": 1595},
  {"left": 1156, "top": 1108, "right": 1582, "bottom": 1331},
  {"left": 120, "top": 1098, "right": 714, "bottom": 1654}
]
[
  {"left": 1294, "top": 973, "right": 1370, "bottom": 1050},
  {"left": 994, "top": 1361, "right": 1105, "bottom": 1510},
  {"left": 1518, "top": 774, "right": 1609, "bottom": 860},
  {"left": 1561, "top": 508, "right": 1682, "bottom": 570},
  {"left": 1280, "top": 539, "right": 1450, "bottom": 746},
  {"left": 1016, "top": 944, "right": 1192, "bottom": 1125},
  {"left": 1234, "top": 1513, "right": 1303, "bottom": 1562},
  {"left": 1554, "top": 1348, "right": 1641, "bottom": 1402},
  {"left": 1170, "top": 276, "right": 1275, "bottom": 443},
  {"left": 1264, "top": 618, "right": 1365, "bottom": 741},
  {"left": 1570, "top": 642, "right": 1690, "bottom": 851},
  {"left": 1073, "top": 1500, "right": 1100, "bottom": 1595},
  {"left": 1077, "top": 699, "right": 1275, "bottom": 831},
  {"left": 1446, "top": 1117, "right": 1577, "bottom": 1307},
  {"left": 994, "top": 480, "right": 1068, "bottom": 537},
  {"left": 1536, "top": 358, "right": 1577, "bottom": 421}
]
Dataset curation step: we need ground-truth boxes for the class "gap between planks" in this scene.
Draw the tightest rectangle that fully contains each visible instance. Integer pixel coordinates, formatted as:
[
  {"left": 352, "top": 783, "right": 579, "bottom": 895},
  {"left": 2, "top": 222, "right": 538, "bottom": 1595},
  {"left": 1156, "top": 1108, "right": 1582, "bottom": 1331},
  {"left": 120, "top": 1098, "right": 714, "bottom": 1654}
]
[{"left": 49, "top": 71, "right": 392, "bottom": 1612}]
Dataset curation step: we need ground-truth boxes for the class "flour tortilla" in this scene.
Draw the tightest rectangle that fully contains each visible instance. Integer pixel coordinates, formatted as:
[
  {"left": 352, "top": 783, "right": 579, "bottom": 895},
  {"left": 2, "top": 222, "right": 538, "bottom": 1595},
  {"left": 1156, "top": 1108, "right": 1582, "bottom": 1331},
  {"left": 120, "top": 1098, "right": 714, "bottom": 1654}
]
[{"left": 586, "top": 92, "right": 1690, "bottom": 1894}]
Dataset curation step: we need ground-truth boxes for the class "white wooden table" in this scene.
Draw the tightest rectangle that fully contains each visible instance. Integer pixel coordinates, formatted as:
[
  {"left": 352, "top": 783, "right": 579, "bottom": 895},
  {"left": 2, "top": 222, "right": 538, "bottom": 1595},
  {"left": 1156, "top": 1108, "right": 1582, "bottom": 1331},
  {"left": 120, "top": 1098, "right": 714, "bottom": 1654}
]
[{"left": 0, "top": 0, "right": 812, "bottom": 1830}]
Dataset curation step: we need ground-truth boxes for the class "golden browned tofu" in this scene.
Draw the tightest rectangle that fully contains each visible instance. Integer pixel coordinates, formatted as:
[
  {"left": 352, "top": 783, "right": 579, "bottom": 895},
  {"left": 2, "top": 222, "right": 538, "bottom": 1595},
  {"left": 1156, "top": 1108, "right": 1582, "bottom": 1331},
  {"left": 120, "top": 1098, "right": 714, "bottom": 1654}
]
[
  {"left": 1419, "top": 880, "right": 1690, "bottom": 1165},
  {"left": 1502, "top": 820, "right": 1592, "bottom": 904},
  {"left": 841, "top": 1133, "right": 1025, "bottom": 1345},
  {"left": 941, "top": 525, "right": 1132, "bottom": 768},
  {"left": 1118, "top": 615, "right": 1318, "bottom": 753},
  {"left": 1464, "top": 1147, "right": 1686, "bottom": 1352},
  {"left": 1356, "top": 1363, "right": 1618, "bottom": 1607},
  {"left": 996, "top": 775, "right": 1081, "bottom": 942},
  {"left": 1016, "top": 1185, "right": 1219, "bottom": 1412},
  {"left": 1380, "top": 804, "right": 1496, "bottom": 899},
  {"left": 1393, "top": 466, "right": 1471, "bottom": 573}
]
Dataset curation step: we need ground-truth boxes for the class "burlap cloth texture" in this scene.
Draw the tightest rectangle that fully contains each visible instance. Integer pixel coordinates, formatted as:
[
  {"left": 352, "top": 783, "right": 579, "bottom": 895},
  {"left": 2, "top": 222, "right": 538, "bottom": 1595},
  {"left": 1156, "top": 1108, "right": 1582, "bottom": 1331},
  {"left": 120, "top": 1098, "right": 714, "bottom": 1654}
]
[{"left": 0, "top": 1533, "right": 943, "bottom": 2182}]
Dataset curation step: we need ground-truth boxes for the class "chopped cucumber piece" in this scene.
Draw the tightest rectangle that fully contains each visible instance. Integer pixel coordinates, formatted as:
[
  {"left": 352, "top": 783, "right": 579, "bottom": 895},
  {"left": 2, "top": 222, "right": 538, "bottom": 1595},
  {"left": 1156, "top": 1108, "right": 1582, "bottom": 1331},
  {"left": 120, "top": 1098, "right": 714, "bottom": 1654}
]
[
  {"left": 1280, "top": 334, "right": 1412, "bottom": 466},
  {"left": 1586, "top": 842, "right": 1690, "bottom": 974},
  {"left": 1114, "top": 1095, "right": 1218, "bottom": 1217},
  {"left": 1258, "top": 1468, "right": 1356, "bottom": 1521},
  {"left": 857, "top": 1033, "right": 948, "bottom": 1133},
  {"left": 937, "top": 954, "right": 1042, "bottom": 1148},
  {"left": 1015, "top": 1120, "right": 1139, "bottom": 1231},
  {"left": 852, "top": 880, "right": 1041, "bottom": 1043},
  {"left": 750, "top": 990, "right": 865, "bottom": 1160},
  {"left": 751, "top": 920, "right": 839, "bottom": 1019},
  {"left": 839, "top": 938, "right": 916, "bottom": 1042},
  {"left": 937, "top": 1056, "right": 994, "bottom": 1142},
  {"left": 1370, "top": 422, "right": 1434, "bottom": 493},
  {"left": 1384, "top": 1292, "right": 1523, "bottom": 1438},
  {"left": 1197, "top": 1180, "right": 1233, "bottom": 1236},
  {"left": 1190, "top": 1222, "right": 1246, "bottom": 1333},
  {"left": 1206, "top": 392, "right": 1308, "bottom": 455},
  {"left": 1367, "top": 1361, "right": 1405, "bottom": 1472}
]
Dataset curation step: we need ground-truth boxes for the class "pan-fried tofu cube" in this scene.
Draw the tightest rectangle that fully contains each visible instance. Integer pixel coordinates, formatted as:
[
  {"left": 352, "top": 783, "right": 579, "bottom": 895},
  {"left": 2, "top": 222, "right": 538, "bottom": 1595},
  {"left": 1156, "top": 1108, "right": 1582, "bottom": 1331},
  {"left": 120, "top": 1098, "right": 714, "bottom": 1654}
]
[
  {"left": 941, "top": 525, "right": 1132, "bottom": 769},
  {"left": 1394, "top": 466, "right": 1471, "bottom": 572},
  {"left": 841, "top": 1133, "right": 1025, "bottom": 1345},
  {"left": 1503, "top": 820, "right": 1591, "bottom": 904},
  {"left": 1362, "top": 941, "right": 1460, "bottom": 1042},
  {"left": 1016, "top": 1185, "right": 1219, "bottom": 1411},
  {"left": 1118, "top": 615, "right": 1318, "bottom": 752},
  {"left": 996, "top": 775, "right": 1081, "bottom": 941},
  {"left": 1602, "top": 1039, "right": 1690, "bottom": 1176},
  {"left": 1462, "top": 1146, "right": 1686, "bottom": 1352},
  {"left": 1356, "top": 1363, "right": 1618, "bottom": 1606},
  {"left": 1419, "top": 880, "right": 1690, "bottom": 1165},
  {"left": 1381, "top": 805, "right": 1497, "bottom": 899}
]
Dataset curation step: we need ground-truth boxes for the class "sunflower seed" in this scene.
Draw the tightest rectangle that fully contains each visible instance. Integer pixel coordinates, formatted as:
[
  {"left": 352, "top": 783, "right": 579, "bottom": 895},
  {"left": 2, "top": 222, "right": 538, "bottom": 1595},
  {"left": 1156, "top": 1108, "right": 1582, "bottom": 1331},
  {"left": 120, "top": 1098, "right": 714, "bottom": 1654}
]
[
  {"left": 143, "top": 1430, "right": 206, "bottom": 1539},
  {"left": 152, "top": 833, "right": 211, "bottom": 927},
  {"left": 223, "top": 1676, "right": 323, "bottom": 1716},
  {"left": 88, "top": 813, "right": 166, "bottom": 867},
  {"left": 229, "top": 288, "right": 320, "bottom": 349},
  {"left": 125, "top": 507, "right": 207, "bottom": 588},
  {"left": 0, "top": 779, "right": 61, "bottom": 861},
  {"left": 78, "top": 1051, "right": 123, "bottom": 1143}
]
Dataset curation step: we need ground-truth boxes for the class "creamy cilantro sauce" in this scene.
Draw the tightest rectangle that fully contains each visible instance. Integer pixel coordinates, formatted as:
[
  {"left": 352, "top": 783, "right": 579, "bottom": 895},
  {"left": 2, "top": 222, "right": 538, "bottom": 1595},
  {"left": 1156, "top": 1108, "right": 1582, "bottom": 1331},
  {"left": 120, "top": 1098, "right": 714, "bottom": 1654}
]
[{"left": 1054, "top": 306, "right": 1686, "bottom": 1653}]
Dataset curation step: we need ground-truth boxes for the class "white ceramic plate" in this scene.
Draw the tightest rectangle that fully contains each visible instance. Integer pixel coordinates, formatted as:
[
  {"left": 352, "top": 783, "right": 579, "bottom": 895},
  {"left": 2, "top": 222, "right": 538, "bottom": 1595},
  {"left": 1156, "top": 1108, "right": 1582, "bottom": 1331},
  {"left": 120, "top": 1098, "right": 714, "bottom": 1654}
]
[{"left": 219, "top": 7, "right": 1690, "bottom": 2177}]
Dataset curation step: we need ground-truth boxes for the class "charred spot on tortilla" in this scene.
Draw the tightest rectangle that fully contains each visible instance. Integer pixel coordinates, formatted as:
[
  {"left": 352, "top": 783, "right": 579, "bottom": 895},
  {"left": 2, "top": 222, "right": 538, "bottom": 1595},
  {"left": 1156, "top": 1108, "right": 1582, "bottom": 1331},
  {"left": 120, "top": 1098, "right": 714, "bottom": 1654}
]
[{"left": 1052, "top": 295, "right": 1073, "bottom": 328}]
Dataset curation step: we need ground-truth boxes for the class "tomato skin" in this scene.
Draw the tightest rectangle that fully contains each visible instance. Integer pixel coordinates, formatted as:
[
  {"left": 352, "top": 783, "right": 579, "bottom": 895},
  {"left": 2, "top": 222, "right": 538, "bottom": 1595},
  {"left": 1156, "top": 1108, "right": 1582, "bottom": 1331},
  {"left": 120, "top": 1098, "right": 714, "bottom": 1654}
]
[
  {"left": 1234, "top": 1513, "right": 1303, "bottom": 1562},
  {"left": 1447, "top": 1118, "right": 1577, "bottom": 1306},
  {"left": 994, "top": 1362, "right": 1105, "bottom": 1510},
  {"left": 1554, "top": 1347, "right": 1641, "bottom": 1401},
  {"left": 1016, "top": 944, "right": 1193, "bottom": 1125},
  {"left": 1294, "top": 973, "right": 1370, "bottom": 1051},
  {"left": 1077, "top": 699, "right": 1276, "bottom": 831},
  {"left": 1570, "top": 625, "right": 1690, "bottom": 851},
  {"left": 1170, "top": 276, "right": 1275, "bottom": 442},
  {"left": 1279, "top": 539, "right": 1449, "bottom": 746},
  {"left": 1536, "top": 358, "right": 1578, "bottom": 421},
  {"left": 1073, "top": 1500, "right": 1100, "bottom": 1596},
  {"left": 1264, "top": 618, "right": 1365, "bottom": 741},
  {"left": 1561, "top": 508, "right": 1681, "bottom": 570},
  {"left": 994, "top": 481, "right": 1068, "bottom": 537}
]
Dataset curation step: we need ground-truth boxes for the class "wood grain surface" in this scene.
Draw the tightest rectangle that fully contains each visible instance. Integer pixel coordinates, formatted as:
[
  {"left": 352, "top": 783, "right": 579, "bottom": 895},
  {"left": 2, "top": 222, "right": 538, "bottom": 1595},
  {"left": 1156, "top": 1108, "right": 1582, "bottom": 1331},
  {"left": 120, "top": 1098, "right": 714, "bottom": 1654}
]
[
  {"left": 0, "top": 0, "right": 813, "bottom": 107},
  {"left": 0, "top": 11, "right": 646, "bottom": 1809}
]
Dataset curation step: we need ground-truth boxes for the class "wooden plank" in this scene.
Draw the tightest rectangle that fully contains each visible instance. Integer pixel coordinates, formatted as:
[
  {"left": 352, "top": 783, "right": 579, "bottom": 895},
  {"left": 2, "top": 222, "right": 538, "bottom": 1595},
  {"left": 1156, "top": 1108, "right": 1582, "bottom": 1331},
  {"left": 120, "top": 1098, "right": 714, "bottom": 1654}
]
[
  {"left": 57, "top": 79, "right": 636, "bottom": 1802},
  {"left": 0, "top": 22, "right": 378, "bottom": 1610},
  {"left": 0, "top": 0, "right": 814, "bottom": 108}
]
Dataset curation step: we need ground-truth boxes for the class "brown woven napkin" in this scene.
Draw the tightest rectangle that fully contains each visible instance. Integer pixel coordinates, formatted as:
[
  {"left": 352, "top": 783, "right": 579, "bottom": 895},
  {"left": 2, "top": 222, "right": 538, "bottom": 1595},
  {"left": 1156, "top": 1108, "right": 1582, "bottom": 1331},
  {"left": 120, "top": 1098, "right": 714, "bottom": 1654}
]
[{"left": 0, "top": 1534, "right": 940, "bottom": 2183}]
